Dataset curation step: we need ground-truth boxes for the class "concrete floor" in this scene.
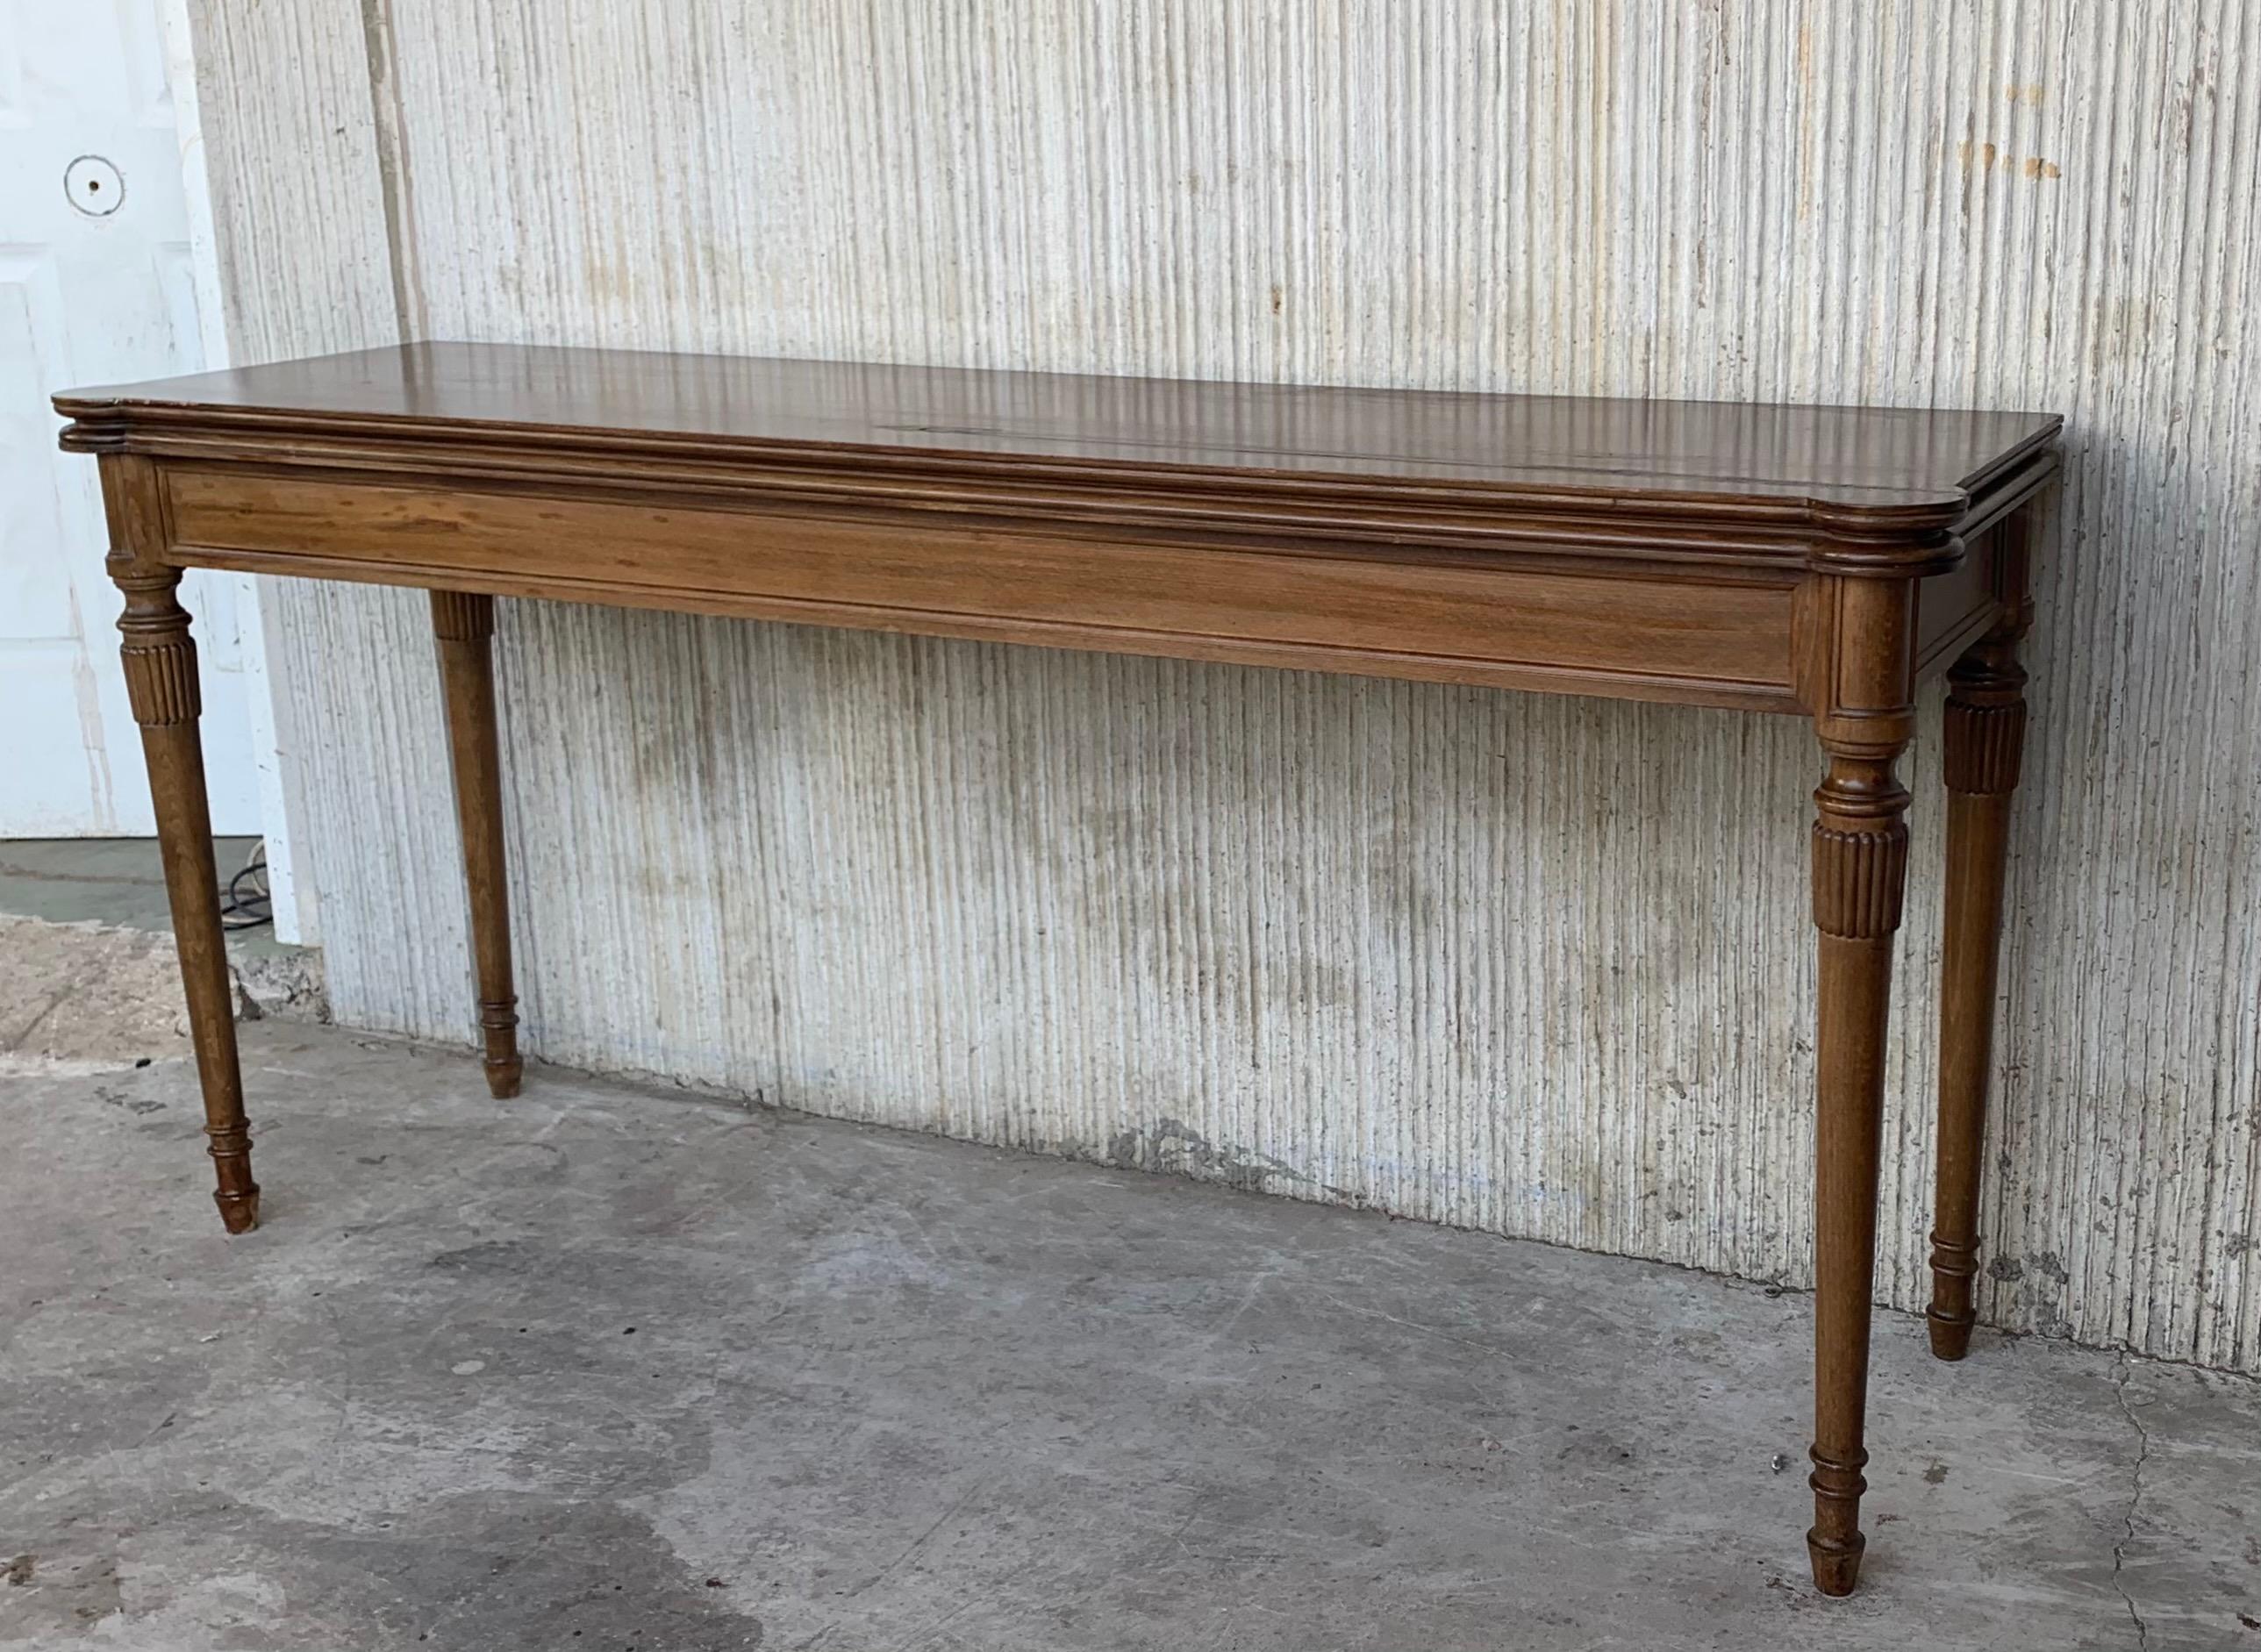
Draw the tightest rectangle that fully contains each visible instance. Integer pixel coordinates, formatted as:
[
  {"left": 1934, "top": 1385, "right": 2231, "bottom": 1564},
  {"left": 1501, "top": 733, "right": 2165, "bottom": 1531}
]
[{"left": 4, "top": 1025, "right": 2257, "bottom": 1650}]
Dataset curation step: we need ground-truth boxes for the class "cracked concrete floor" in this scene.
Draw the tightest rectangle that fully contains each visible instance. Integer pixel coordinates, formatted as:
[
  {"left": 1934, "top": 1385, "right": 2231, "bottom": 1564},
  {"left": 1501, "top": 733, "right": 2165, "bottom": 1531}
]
[{"left": 3, "top": 1023, "right": 2257, "bottom": 1651}]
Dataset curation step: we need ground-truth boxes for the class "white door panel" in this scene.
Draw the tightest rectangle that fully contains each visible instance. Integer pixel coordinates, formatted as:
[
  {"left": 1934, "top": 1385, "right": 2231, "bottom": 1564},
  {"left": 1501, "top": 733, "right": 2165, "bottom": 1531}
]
[{"left": 0, "top": 0, "right": 257, "bottom": 836}]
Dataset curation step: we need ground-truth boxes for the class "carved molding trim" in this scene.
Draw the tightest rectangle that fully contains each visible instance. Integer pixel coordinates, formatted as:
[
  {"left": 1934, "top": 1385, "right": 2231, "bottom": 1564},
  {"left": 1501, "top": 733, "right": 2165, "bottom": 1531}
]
[
  {"left": 1928, "top": 1229, "right": 1980, "bottom": 1284},
  {"left": 53, "top": 397, "right": 2064, "bottom": 583},
  {"left": 1807, "top": 1442, "right": 1871, "bottom": 1515}
]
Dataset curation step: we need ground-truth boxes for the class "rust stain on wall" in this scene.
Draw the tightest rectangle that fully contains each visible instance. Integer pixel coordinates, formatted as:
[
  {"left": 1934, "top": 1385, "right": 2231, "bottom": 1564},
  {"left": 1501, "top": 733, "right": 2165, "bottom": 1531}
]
[{"left": 1958, "top": 138, "right": 2063, "bottom": 180}]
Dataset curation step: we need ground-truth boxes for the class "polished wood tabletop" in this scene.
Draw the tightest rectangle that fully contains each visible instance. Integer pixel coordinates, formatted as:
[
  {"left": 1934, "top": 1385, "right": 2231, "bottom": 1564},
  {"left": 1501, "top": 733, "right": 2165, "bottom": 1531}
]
[
  {"left": 59, "top": 340, "right": 2055, "bottom": 511},
  {"left": 57, "top": 343, "right": 2061, "bottom": 1598}
]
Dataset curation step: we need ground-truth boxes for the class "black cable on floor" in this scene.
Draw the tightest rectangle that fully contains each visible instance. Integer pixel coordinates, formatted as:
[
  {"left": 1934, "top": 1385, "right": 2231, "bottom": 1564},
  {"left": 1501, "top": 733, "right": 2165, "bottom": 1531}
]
[{"left": 220, "top": 841, "right": 272, "bottom": 933}]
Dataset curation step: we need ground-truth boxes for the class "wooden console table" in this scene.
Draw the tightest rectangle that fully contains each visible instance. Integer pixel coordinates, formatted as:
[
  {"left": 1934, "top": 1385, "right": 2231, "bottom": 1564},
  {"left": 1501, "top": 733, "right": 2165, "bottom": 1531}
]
[{"left": 56, "top": 343, "right": 2059, "bottom": 1596}]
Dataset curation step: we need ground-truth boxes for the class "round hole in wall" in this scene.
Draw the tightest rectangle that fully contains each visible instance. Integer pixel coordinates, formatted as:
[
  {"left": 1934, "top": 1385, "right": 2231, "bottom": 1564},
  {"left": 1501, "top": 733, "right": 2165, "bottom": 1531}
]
[{"left": 63, "top": 155, "right": 125, "bottom": 218}]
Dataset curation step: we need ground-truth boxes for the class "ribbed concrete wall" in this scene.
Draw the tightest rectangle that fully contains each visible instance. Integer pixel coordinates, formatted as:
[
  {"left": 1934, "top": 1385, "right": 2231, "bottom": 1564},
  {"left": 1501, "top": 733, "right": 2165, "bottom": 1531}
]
[{"left": 190, "top": 2, "right": 2261, "bottom": 1372}]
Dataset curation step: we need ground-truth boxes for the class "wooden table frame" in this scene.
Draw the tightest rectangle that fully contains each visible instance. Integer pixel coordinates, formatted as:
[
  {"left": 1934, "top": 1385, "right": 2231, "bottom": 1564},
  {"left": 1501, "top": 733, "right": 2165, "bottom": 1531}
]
[{"left": 57, "top": 345, "right": 2060, "bottom": 1597}]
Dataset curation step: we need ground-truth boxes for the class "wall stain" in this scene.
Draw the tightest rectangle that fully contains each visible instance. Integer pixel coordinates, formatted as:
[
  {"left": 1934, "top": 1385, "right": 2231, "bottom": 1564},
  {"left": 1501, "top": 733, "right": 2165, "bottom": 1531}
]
[
  {"left": 1109, "top": 1117, "right": 1324, "bottom": 1197},
  {"left": 1957, "top": 138, "right": 2062, "bottom": 180}
]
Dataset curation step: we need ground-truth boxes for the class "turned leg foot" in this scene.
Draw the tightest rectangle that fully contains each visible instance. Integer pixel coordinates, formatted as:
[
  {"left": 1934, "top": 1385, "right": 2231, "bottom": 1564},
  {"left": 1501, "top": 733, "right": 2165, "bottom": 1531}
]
[
  {"left": 480, "top": 1002, "right": 524, "bottom": 1098},
  {"left": 216, "top": 1184, "right": 262, "bottom": 1234},
  {"left": 1807, "top": 1520, "right": 1867, "bottom": 1598},
  {"left": 1926, "top": 1304, "right": 1975, "bottom": 1362}
]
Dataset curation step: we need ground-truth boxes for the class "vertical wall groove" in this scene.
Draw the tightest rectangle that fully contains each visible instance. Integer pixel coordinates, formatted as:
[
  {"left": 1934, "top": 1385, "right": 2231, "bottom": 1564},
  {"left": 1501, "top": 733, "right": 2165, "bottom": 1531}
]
[{"left": 191, "top": 0, "right": 2261, "bottom": 1373}]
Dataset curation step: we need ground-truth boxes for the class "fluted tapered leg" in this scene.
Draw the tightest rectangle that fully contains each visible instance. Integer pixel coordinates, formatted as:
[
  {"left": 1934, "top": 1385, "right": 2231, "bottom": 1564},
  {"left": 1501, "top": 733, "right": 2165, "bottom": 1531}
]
[
  {"left": 1807, "top": 752, "right": 1910, "bottom": 1594},
  {"left": 1927, "top": 550, "right": 2033, "bottom": 1359},
  {"left": 115, "top": 559, "right": 259, "bottom": 1232},
  {"left": 1803, "top": 569, "right": 1919, "bottom": 1597},
  {"left": 431, "top": 590, "right": 522, "bottom": 1098}
]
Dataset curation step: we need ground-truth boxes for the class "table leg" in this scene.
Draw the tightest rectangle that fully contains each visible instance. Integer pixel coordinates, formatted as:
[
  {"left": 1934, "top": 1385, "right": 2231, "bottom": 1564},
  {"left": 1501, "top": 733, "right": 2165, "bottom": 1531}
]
[
  {"left": 1927, "top": 591, "right": 2031, "bottom": 1359},
  {"left": 1803, "top": 574, "right": 1916, "bottom": 1597},
  {"left": 114, "top": 559, "right": 260, "bottom": 1233},
  {"left": 431, "top": 591, "right": 523, "bottom": 1098}
]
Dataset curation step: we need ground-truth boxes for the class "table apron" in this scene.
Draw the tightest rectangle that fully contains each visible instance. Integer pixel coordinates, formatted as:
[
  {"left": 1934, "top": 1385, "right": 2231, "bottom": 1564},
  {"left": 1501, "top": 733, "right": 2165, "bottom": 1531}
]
[{"left": 159, "top": 464, "right": 1814, "bottom": 712}]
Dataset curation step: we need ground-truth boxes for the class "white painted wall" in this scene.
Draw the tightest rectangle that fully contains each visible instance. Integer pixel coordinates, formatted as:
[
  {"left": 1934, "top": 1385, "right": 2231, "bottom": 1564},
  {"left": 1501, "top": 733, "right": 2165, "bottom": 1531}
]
[
  {"left": 0, "top": 0, "right": 263, "bottom": 838},
  {"left": 190, "top": 2, "right": 2261, "bottom": 1373}
]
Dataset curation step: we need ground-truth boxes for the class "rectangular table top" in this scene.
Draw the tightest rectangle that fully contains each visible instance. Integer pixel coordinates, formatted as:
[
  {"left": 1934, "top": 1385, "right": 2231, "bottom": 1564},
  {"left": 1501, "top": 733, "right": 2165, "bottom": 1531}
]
[
  {"left": 55, "top": 341, "right": 2064, "bottom": 715},
  {"left": 58, "top": 342, "right": 2059, "bottom": 524}
]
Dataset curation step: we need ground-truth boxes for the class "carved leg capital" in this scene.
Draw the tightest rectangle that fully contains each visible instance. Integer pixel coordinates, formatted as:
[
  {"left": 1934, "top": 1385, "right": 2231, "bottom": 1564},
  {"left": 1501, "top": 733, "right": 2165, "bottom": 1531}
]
[
  {"left": 431, "top": 588, "right": 496, "bottom": 643},
  {"left": 1941, "top": 633, "right": 2029, "bottom": 798},
  {"left": 1811, "top": 784, "right": 1911, "bottom": 942},
  {"left": 114, "top": 567, "right": 204, "bottom": 726}
]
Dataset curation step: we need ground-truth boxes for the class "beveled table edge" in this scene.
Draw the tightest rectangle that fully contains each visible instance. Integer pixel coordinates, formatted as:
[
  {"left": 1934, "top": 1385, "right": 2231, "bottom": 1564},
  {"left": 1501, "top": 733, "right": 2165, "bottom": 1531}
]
[{"left": 54, "top": 396, "right": 2064, "bottom": 580}]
